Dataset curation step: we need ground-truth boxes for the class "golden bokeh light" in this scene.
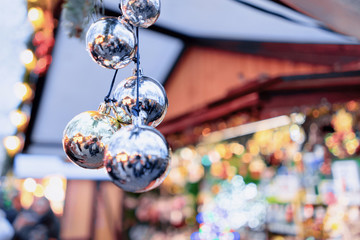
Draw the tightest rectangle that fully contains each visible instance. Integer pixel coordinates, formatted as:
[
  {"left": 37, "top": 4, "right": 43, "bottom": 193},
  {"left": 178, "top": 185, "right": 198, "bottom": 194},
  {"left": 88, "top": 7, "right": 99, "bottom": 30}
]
[
  {"left": 14, "top": 82, "right": 33, "bottom": 101},
  {"left": 33, "top": 184, "right": 45, "bottom": 197},
  {"left": 28, "top": 7, "right": 44, "bottom": 29},
  {"left": 230, "top": 142, "right": 245, "bottom": 155},
  {"left": 43, "top": 175, "right": 67, "bottom": 216},
  {"left": 20, "top": 49, "right": 37, "bottom": 70},
  {"left": 23, "top": 178, "right": 37, "bottom": 192},
  {"left": 20, "top": 49, "right": 34, "bottom": 64},
  {"left": 10, "top": 110, "right": 28, "bottom": 130},
  {"left": 44, "top": 176, "right": 66, "bottom": 202},
  {"left": 3, "top": 136, "right": 22, "bottom": 156},
  {"left": 50, "top": 201, "right": 64, "bottom": 215},
  {"left": 20, "top": 191, "right": 34, "bottom": 209},
  {"left": 28, "top": 7, "right": 41, "bottom": 21}
]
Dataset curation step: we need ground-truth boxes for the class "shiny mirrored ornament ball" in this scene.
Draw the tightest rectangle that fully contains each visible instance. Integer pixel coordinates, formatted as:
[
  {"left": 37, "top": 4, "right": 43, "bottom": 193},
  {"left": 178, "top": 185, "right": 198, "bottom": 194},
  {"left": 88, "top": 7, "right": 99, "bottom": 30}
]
[
  {"left": 113, "top": 72, "right": 168, "bottom": 127},
  {"left": 63, "top": 104, "right": 120, "bottom": 169},
  {"left": 104, "top": 123, "right": 171, "bottom": 193},
  {"left": 86, "top": 17, "right": 136, "bottom": 69},
  {"left": 120, "top": 0, "right": 161, "bottom": 28}
]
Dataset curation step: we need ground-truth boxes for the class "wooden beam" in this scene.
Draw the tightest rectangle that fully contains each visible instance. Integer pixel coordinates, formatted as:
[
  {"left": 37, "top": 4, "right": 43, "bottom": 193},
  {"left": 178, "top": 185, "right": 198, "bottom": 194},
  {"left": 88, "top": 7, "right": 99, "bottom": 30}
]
[{"left": 158, "top": 93, "right": 259, "bottom": 135}]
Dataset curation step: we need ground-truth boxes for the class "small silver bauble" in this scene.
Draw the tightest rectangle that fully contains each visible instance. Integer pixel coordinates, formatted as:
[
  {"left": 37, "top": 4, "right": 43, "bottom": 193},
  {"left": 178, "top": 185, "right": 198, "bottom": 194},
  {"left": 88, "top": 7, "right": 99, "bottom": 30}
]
[
  {"left": 86, "top": 17, "right": 136, "bottom": 69},
  {"left": 113, "top": 71, "right": 168, "bottom": 127},
  {"left": 120, "top": 0, "right": 161, "bottom": 28},
  {"left": 104, "top": 121, "right": 171, "bottom": 193},
  {"left": 62, "top": 103, "right": 119, "bottom": 169}
]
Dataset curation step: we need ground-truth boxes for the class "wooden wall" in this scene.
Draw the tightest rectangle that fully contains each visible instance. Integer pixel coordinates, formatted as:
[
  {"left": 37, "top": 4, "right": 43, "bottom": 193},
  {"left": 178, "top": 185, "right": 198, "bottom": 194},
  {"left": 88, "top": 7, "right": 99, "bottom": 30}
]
[
  {"left": 165, "top": 46, "right": 332, "bottom": 119},
  {"left": 61, "top": 180, "right": 123, "bottom": 240}
]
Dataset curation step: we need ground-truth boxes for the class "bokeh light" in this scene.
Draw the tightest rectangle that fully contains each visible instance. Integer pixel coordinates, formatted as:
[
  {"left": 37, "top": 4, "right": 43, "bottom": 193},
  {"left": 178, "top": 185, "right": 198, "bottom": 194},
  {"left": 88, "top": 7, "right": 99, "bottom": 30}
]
[
  {"left": 10, "top": 110, "right": 28, "bottom": 130},
  {"left": 33, "top": 184, "right": 44, "bottom": 197},
  {"left": 20, "top": 49, "right": 34, "bottom": 64},
  {"left": 20, "top": 191, "right": 34, "bottom": 209},
  {"left": 44, "top": 176, "right": 65, "bottom": 202},
  {"left": 27, "top": 7, "right": 44, "bottom": 29},
  {"left": 3, "top": 135, "right": 22, "bottom": 156},
  {"left": 13, "top": 82, "right": 33, "bottom": 101},
  {"left": 193, "top": 175, "right": 266, "bottom": 238},
  {"left": 23, "top": 177, "right": 37, "bottom": 192},
  {"left": 20, "top": 49, "right": 37, "bottom": 69}
]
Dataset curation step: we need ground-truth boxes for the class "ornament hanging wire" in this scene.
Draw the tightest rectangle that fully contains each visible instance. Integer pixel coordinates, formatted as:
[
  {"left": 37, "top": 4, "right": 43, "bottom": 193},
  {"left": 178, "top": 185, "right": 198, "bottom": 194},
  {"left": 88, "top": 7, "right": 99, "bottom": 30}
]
[
  {"left": 133, "top": 26, "right": 141, "bottom": 118},
  {"left": 104, "top": 69, "right": 118, "bottom": 103},
  {"left": 102, "top": 6, "right": 141, "bottom": 114}
]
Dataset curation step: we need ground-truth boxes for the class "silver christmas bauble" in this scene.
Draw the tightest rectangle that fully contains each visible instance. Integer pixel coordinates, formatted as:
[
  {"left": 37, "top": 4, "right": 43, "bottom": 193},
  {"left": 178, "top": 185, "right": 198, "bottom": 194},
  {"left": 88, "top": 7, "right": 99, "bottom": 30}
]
[
  {"left": 86, "top": 17, "right": 136, "bottom": 69},
  {"left": 120, "top": 0, "right": 161, "bottom": 28},
  {"left": 63, "top": 107, "right": 119, "bottom": 169},
  {"left": 104, "top": 124, "right": 171, "bottom": 193},
  {"left": 113, "top": 73, "right": 168, "bottom": 127}
]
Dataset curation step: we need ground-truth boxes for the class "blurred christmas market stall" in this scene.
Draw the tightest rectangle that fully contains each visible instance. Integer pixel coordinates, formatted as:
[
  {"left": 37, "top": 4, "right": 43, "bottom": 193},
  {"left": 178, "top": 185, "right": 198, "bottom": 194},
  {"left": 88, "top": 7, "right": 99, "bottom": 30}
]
[
  {"left": 142, "top": 99, "right": 360, "bottom": 240},
  {"left": 6, "top": 99, "right": 360, "bottom": 239},
  {"left": 118, "top": 64, "right": 360, "bottom": 239},
  {"left": 148, "top": 60, "right": 360, "bottom": 239}
]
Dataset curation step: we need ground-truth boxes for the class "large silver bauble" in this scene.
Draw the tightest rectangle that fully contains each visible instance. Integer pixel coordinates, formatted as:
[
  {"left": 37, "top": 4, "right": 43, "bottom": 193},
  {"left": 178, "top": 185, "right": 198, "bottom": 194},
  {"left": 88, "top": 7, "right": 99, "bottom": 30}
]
[
  {"left": 104, "top": 124, "right": 171, "bottom": 193},
  {"left": 120, "top": 0, "right": 161, "bottom": 28},
  {"left": 63, "top": 111, "right": 119, "bottom": 169},
  {"left": 113, "top": 74, "right": 168, "bottom": 127},
  {"left": 86, "top": 17, "right": 136, "bottom": 69}
]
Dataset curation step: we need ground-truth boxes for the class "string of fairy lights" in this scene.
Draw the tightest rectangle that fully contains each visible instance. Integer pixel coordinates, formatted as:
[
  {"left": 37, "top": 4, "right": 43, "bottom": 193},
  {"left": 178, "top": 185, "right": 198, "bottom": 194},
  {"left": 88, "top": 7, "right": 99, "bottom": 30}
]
[
  {"left": 1, "top": 1, "right": 55, "bottom": 175},
  {"left": 0, "top": 0, "right": 68, "bottom": 216}
]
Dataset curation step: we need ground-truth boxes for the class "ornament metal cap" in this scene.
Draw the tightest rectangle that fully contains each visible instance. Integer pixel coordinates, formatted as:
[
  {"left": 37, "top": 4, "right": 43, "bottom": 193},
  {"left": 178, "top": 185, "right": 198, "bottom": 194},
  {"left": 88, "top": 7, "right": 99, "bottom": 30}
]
[{"left": 132, "top": 67, "right": 143, "bottom": 76}]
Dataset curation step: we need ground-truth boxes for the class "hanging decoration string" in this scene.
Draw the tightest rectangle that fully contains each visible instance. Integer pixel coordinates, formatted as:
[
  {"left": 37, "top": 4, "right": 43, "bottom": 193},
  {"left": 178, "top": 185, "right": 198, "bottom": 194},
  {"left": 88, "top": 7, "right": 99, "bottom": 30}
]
[
  {"left": 132, "top": 26, "right": 141, "bottom": 117},
  {"left": 104, "top": 69, "right": 118, "bottom": 103}
]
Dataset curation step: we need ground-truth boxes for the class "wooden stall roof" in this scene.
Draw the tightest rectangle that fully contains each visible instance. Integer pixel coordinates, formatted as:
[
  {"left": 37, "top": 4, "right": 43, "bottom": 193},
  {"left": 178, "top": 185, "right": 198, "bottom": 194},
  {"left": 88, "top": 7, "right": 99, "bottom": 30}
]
[{"left": 159, "top": 41, "right": 360, "bottom": 136}]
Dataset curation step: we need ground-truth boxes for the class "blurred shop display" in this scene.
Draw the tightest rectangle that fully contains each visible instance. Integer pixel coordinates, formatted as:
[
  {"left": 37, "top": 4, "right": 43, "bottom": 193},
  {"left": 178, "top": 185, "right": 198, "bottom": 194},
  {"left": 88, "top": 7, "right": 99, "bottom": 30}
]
[
  {"left": 0, "top": 175, "right": 64, "bottom": 240},
  {"left": 113, "top": 100, "right": 360, "bottom": 240}
]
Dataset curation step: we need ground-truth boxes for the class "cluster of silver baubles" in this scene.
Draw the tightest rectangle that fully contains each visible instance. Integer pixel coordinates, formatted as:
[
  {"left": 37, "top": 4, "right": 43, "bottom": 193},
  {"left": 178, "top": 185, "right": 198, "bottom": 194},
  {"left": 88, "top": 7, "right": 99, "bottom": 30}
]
[{"left": 62, "top": 0, "right": 171, "bottom": 193}]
